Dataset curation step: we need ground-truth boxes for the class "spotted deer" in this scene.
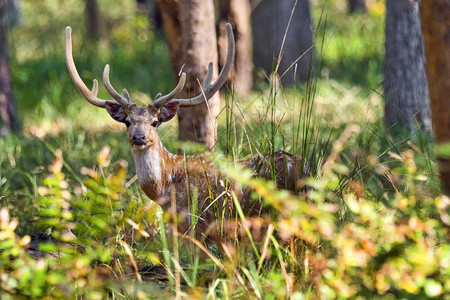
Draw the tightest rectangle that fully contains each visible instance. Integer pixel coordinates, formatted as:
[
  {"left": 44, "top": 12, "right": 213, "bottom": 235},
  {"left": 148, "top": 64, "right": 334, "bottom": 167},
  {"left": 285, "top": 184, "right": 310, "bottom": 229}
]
[{"left": 65, "top": 24, "right": 308, "bottom": 239}]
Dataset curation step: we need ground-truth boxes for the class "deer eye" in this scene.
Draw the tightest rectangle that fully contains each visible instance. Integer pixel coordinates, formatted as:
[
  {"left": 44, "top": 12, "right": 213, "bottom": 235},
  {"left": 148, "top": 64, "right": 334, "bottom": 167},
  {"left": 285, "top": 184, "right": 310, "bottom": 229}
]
[
  {"left": 124, "top": 120, "right": 131, "bottom": 128},
  {"left": 151, "top": 121, "right": 159, "bottom": 127}
]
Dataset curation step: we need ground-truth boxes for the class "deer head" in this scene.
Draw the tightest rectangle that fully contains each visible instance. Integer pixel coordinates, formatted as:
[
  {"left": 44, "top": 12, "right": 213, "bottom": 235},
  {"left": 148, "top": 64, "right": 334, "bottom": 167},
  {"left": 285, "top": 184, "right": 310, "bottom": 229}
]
[
  {"left": 65, "top": 24, "right": 235, "bottom": 152},
  {"left": 64, "top": 25, "right": 314, "bottom": 242}
]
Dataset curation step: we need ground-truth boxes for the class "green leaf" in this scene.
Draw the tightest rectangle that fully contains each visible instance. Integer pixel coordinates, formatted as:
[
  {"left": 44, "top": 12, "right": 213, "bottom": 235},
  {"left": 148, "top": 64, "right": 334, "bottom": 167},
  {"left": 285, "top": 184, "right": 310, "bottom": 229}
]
[
  {"left": 424, "top": 279, "right": 442, "bottom": 297},
  {"left": 0, "top": 239, "right": 15, "bottom": 250},
  {"left": 38, "top": 242, "right": 58, "bottom": 252},
  {"left": 7, "top": 278, "right": 18, "bottom": 289},
  {"left": 436, "top": 142, "right": 450, "bottom": 159}
]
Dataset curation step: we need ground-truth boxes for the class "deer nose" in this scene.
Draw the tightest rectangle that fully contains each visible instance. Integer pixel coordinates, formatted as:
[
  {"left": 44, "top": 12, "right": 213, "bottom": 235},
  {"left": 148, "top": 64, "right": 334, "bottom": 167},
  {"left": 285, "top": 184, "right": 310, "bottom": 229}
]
[{"left": 131, "top": 134, "right": 147, "bottom": 145}]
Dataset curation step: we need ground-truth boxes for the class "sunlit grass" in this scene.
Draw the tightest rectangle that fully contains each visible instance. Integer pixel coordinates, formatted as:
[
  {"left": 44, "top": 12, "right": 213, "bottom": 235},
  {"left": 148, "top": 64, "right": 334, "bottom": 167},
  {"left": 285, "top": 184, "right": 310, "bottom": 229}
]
[{"left": 0, "top": 0, "right": 446, "bottom": 299}]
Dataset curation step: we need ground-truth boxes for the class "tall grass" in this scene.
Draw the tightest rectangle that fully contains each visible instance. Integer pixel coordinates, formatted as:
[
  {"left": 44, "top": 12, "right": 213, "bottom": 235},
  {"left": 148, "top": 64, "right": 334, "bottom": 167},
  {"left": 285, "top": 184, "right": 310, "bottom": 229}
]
[{"left": 0, "top": 0, "right": 446, "bottom": 299}]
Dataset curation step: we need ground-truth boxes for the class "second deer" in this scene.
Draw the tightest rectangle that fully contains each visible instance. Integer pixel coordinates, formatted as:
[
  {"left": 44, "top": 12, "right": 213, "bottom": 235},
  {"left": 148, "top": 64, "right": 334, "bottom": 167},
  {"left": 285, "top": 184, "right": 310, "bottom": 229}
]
[{"left": 65, "top": 24, "right": 308, "bottom": 239}]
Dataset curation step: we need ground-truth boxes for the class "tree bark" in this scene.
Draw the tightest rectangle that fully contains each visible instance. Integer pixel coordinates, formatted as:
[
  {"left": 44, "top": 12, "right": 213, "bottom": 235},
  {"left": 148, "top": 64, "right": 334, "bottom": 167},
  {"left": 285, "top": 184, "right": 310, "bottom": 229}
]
[
  {"left": 7, "top": 0, "right": 21, "bottom": 27},
  {"left": 218, "top": 0, "right": 253, "bottom": 96},
  {"left": 348, "top": 0, "right": 366, "bottom": 14},
  {"left": 420, "top": 1, "right": 450, "bottom": 193},
  {"left": 251, "top": 0, "right": 313, "bottom": 85},
  {"left": 156, "top": 0, "right": 219, "bottom": 149},
  {"left": 85, "top": 0, "right": 100, "bottom": 41},
  {"left": 384, "top": 0, "right": 431, "bottom": 133},
  {"left": 155, "top": 0, "right": 181, "bottom": 73},
  {"left": 0, "top": 0, "right": 20, "bottom": 135}
]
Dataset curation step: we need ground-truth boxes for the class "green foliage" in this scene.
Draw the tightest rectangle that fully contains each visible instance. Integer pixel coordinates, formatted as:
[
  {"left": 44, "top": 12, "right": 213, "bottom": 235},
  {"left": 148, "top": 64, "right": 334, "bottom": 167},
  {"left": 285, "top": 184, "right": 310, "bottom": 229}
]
[
  {"left": 215, "top": 147, "right": 448, "bottom": 298},
  {"left": 436, "top": 142, "right": 450, "bottom": 159},
  {"left": 1, "top": 0, "right": 447, "bottom": 299},
  {"left": 1, "top": 147, "right": 164, "bottom": 298},
  {"left": 1, "top": 147, "right": 447, "bottom": 298},
  {"left": 314, "top": 0, "right": 385, "bottom": 93},
  {"left": 11, "top": 0, "right": 173, "bottom": 127}
]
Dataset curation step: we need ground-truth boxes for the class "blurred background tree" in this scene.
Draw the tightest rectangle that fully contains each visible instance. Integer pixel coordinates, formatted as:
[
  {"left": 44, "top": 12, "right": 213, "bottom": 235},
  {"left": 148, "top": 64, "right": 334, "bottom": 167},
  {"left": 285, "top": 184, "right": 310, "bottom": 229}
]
[
  {"left": 384, "top": 0, "right": 431, "bottom": 133},
  {"left": 2, "top": 2, "right": 449, "bottom": 298},
  {"left": 251, "top": 0, "right": 313, "bottom": 85},
  {"left": 156, "top": 0, "right": 220, "bottom": 149},
  {"left": 421, "top": 0, "right": 450, "bottom": 193},
  {"left": 136, "top": 0, "right": 162, "bottom": 29},
  {"left": 7, "top": 0, "right": 20, "bottom": 26},
  {"left": 348, "top": 0, "right": 366, "bottom": 14},
  {"left": 217, "top": 0, "right": 253, "bottom": 97},
  {"left": 0, "top": 0, "right": 20, "bottom": 135},
  {"left": 85, "top": 0, "right": 100, "bottom": 41}
]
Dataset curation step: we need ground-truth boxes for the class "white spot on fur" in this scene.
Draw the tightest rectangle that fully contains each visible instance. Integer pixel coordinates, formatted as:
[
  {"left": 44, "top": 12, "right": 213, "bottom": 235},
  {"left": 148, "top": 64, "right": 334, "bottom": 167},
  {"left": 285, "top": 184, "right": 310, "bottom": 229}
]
[{"left": 288, "top": 160, "right": 293, "bottom": 175}]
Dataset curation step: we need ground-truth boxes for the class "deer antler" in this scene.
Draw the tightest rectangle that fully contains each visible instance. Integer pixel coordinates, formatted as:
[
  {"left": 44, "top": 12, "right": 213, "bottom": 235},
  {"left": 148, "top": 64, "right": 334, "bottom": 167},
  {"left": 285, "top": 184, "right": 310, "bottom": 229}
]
[
  {"left": 103, "top": 64, "right": 133, "bottom": 109},
  {"left": 67, "top": 23, "right": 235, "bottom": 111},
  {"left": 154, "top": 23, "right": 235, "bottom": 108},
  {"left": 152, "top": 72, "right": 187, "bottom": 109},
  {"left": 65, "top": 26, "right": 133, "bottom": 110},
  {"left": 65, "top": 26, "right": 109, "bottom": 108}
]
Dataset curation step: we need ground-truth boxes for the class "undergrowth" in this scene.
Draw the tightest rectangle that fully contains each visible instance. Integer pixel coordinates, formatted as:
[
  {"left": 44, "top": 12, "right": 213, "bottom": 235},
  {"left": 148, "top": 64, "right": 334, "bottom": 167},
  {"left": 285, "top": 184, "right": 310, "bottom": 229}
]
[{"left": 0, "top": 0, "right": 448, "bottom": 299}]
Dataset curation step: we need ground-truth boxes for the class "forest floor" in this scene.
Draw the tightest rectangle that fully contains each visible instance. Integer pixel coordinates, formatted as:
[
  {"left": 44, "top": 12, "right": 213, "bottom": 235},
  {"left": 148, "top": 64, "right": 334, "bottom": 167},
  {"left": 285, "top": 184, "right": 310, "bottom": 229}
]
[{"left": 0, "top": 1, "right": 447, "bottom": 299}]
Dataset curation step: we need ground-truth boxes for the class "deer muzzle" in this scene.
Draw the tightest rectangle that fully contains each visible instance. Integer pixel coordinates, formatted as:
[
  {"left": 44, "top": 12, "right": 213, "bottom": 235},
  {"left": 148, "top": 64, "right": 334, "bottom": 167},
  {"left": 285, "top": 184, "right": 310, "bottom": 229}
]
[{"left": 131, "top": 134, "right": 147, "bottom": 145}]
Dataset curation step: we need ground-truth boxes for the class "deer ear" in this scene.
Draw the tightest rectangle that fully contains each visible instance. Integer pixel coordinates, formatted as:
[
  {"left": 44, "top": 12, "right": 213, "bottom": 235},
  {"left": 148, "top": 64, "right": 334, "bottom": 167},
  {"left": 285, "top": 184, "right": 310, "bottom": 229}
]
[
  {"left": 105, "top": 101, "right": 127, "bottom": 123},
  {"left": 158, "top": 101, "right": 179, "bottom": 123}
]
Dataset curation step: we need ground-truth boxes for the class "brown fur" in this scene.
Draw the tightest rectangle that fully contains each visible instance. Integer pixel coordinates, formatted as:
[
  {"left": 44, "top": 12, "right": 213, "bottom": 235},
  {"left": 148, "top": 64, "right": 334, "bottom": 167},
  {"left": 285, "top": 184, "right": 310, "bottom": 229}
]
[
  {"left": 65, "top": 23, "right": 309, "bottom": 243},
  {"left": 125, "top": 105, "right": 308, "bottom": 241}
]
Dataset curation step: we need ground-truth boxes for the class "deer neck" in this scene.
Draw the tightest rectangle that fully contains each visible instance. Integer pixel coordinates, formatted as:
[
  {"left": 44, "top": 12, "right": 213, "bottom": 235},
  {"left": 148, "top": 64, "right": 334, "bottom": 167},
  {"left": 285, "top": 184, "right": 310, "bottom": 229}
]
[{"left": 132, "top": 140, "right": 176, "bottom": 200}]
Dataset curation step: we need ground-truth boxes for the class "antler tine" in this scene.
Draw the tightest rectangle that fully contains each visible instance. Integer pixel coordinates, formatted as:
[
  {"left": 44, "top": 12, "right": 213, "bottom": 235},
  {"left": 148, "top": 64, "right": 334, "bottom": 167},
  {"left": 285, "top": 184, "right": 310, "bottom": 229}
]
[
  {"left": 203, "top": 62, "right": 213, "bottom": 90},
  {"left": 174, "top": 23, "right": 235, "bottom": 107},
  {"left": 152, "top": 73, "right": 187, "bottom": 109},
  {"left": 103, "top": 65, "right": 133, "bottom": 109},
  {"left": 65, "top": 26, "right": 108, "bottom": 108}
]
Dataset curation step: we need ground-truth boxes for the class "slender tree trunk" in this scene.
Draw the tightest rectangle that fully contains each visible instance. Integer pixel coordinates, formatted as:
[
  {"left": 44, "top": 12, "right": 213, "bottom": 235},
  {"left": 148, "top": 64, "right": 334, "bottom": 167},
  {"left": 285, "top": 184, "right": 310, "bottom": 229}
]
[
  {"left": 348, "top": 0, "right": 366, "bottom": 14},
  {"left": 137, "top": 0, "right": 162, "bottom": 30},
  {"left": 85, "top": 0, "right": 100, "bottom": 41},
  {"left": 155, "top": 0, "right": 181, "bottom": 73},
  {"left": 7, "top": 0, "right": 21, "bottom": 27},
  {"left": 218, "top": 0, "right": 252, "bottom": 96},
  {"left": 251, "top": 0, "right": 313, "bottom": 85},
  {"left": 156, "top": 0, "right": 219, "bottom": 149},
  {"left": 420, "top": 1, "right": 450, "bottom": 193},
  {"left": 0, "top": 0, "right": 20, "bottom": 135},
  {"left": 384, "top": 0, "right": 431, "bottom": 133}
]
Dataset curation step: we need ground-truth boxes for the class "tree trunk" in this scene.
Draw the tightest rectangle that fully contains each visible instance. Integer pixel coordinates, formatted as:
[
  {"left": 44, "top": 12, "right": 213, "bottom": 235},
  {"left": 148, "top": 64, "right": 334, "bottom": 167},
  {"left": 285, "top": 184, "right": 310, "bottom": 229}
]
[
  {"left": 420, "top": 1, "right": 450, "bottom": 193},
  {"left": 251, "top": 0, "right": 313, "bottom": 85},
  {"left": 155, "top": 0, "right": 181, "bottom": 71},
  {"left": 218, "top": 0, "right": 252, "bottom": 96},
  {"left": 156, "top": 0, "right": 219, "bottom": 149},
  {"left": 7, "top": 0, "right": 21, "bottom": 27},
  {"left": 384, "top": 0, "right": 431, "bottom": 133},
  {"left": 85, "top": 0, "right": 100, "bottom": 41},
  {"left": 348, "top": 0, "right": 366, "bottom": 14},
  {"left": 137, "top": 0, "right": 162, "bottom": 31},
  {"left": 0, "top": 0, "right": 20, "bottom": 135}
]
